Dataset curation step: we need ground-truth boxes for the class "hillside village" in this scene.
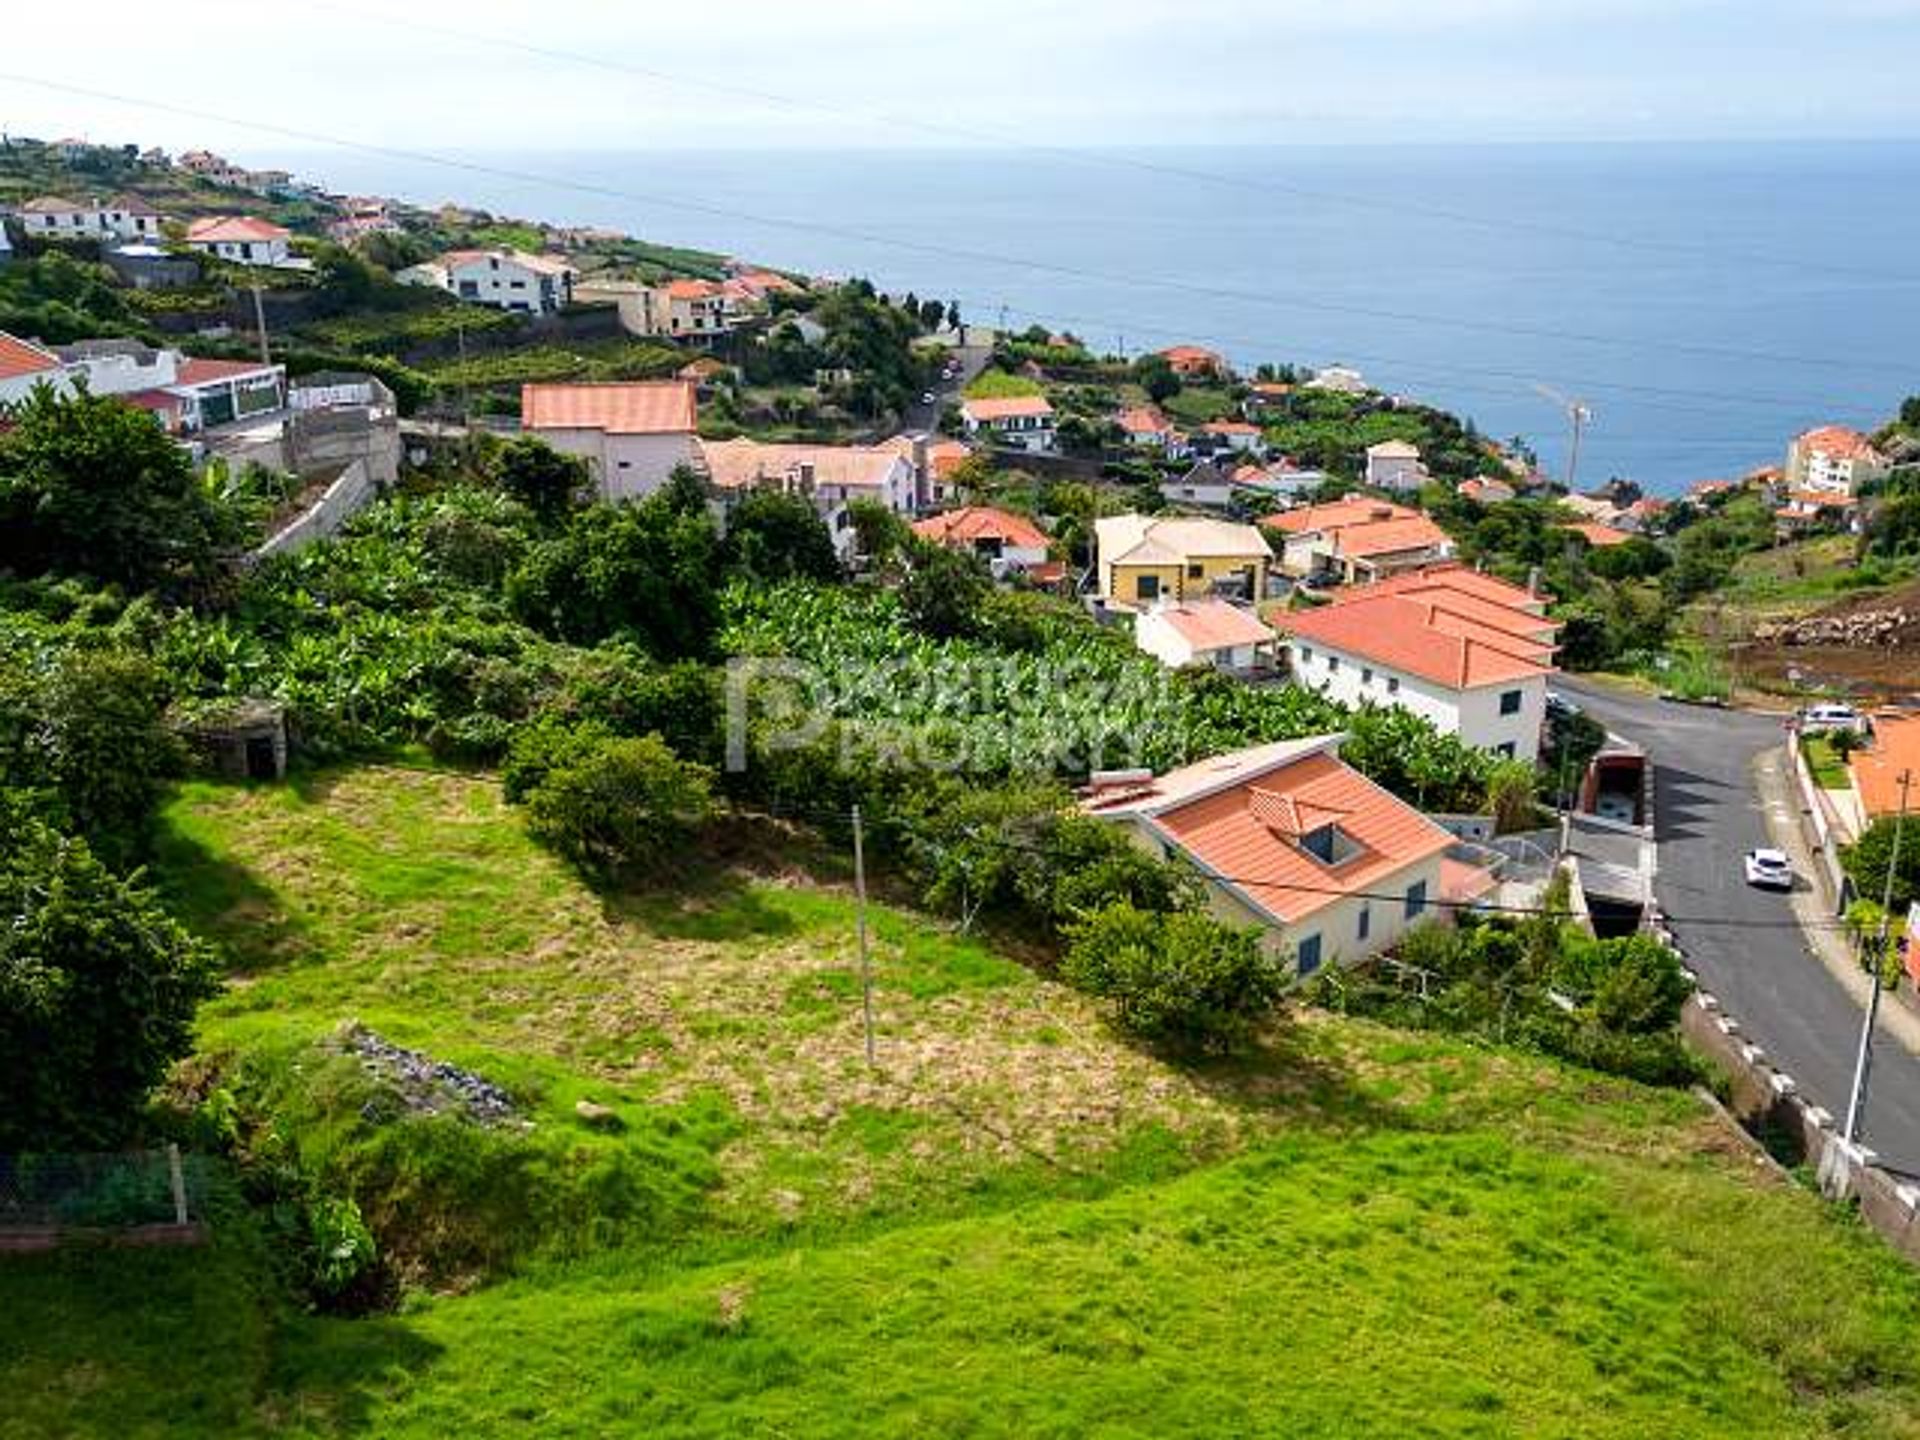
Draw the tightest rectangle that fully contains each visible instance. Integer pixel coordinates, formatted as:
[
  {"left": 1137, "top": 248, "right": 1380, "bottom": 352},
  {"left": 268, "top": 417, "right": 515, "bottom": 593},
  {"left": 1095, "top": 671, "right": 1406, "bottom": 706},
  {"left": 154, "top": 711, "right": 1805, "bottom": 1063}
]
[{"left": 7, "top": 132, "right": 1920, "bottom": 1435}]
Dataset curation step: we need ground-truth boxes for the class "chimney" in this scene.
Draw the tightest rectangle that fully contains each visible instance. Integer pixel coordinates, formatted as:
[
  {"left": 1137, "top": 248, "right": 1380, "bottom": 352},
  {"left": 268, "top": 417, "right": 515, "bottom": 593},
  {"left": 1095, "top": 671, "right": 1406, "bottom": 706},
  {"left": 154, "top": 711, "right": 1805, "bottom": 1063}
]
[
  {"left": 1526, "top": 565, "right": 1542, "bottom": 597},
  {"left": 912, "top": 434, "right": 931, "bottom": 507}
]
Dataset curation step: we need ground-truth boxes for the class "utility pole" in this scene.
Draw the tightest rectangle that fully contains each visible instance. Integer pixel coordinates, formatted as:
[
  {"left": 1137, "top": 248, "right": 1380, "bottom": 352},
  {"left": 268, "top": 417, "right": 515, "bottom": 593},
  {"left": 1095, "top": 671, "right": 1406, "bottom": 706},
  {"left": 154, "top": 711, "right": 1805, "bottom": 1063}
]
[
  {"left": 1843, "top": 768, "right": 1913, "bottom": 1147},
  {"left": 250, "top": 284, "right": 270, "bottom": 366},
  {"left": 852, "top": 805, "right": 876, "bottom": 1067},
  {"left": 1531, "top": 383, "right": 1593, "bottom": 493}
]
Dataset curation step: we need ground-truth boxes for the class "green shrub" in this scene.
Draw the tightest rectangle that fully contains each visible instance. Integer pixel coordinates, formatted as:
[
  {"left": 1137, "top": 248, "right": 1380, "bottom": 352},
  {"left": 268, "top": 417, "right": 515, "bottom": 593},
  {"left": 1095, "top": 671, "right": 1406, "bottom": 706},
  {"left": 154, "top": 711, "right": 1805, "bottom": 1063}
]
[
  {"left": 1063, "top": 903, "right": 1285, "bottom": 1053},
  {"left": 306, "top": 1194, "right": 378, "bottom": 1304},
  {"left": 520, "top": 731, "right": 720, "bottom": 877}
]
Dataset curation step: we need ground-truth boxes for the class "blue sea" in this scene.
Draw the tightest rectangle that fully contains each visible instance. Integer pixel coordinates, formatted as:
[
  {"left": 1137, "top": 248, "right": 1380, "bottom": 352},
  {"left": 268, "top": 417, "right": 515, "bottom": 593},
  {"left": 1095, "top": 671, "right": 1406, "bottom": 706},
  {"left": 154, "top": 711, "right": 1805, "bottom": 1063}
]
[{"left": 296, "top": 141, "right": 1920, "bottom": 494}]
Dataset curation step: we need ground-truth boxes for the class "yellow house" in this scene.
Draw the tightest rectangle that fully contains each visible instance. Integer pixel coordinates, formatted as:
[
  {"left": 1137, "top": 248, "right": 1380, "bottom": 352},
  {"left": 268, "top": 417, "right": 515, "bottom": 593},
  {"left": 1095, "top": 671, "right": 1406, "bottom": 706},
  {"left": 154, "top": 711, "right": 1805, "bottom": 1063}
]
[{"left": 1094, "top": 513, "right": 1272, "bottom": 607}]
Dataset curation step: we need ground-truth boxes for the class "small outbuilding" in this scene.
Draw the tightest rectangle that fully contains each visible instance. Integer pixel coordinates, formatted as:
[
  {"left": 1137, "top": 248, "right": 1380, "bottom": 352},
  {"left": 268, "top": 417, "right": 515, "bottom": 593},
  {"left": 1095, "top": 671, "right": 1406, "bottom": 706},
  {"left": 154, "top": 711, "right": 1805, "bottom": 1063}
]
[{"left": 173, "top": 698, "right": 288, "bottom": 781}]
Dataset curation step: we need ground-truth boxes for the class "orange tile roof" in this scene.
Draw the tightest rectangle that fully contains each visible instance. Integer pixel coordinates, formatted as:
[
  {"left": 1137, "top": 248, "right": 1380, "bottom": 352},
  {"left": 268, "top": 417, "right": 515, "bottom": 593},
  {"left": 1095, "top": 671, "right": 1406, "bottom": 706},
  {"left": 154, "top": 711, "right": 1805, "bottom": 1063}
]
[
  {"left": 1159, "top": 345, "right": 1225, "bottom": 373},
  {"left": 1328, "top": 514, "right": 1452, "bottom": 560},
  {"left": 1561, "top": 520, "right": 1633, "bottom": 548},
  {"left": 185, "top": 215, "right": 290, "bottom": 244},
  {"left": 0, "top": 331, "right": 65, "bottom": 383},
  {"left": 963, "top": 394, "right": 1053, "bottom": 421},
  {"left": 1796, "top": 425, "right": 1880, "bottom": 462},
  {"left": 175, "top": 357, "right": 281, "bottom": 387},
  {"left": 522, "top": 381, "right": 697, "bottom": 435},
  {"left": 1851, "top": 715, "right": 1920, "bottom": 820},
  {"left": 1334, "top": 567, "right": 1556, "bottom": 636},
  {"left": 1261, "top": 496, "right": 1421, "bottom": 535},
  {"left": 1091, "top": 742, "right": 1453, "bottom": 925},
  {"left": 1204, "top": 420, "right": 1262, "bottom": 436},
  {"left": 879, "top": 434, "right": 974, "bottom": 479},
  {"left": 698, "top": 438, "right": 901, "bottom": 491},
  {"left": 1280, "top": 592, "right": 1554, "bottom": 690},
  {"left": 1150, "top": 599, "right": 1276, "bottom": 652},
  {"left": 911, "top": 505, "right": 1050, "bottom": 551},
  {"left": 1117, "top": 405, "right": 1172, "bottom": 434},
  {"left": 663, "top": 278, "right": 724, "bottom": 300}
]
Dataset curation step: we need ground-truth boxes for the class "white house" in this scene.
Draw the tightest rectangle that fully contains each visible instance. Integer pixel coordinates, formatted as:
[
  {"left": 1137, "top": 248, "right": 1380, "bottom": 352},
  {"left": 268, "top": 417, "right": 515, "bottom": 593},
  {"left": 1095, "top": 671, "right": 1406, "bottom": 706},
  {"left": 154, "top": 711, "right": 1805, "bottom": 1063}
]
[
  {"left": 1304, "top": 364, "right": 1368, "bottom": 394},
  {"left": 1200, "top": 420, "right": 1265, "bottom": 456},
  {"left": 0, "top": 331, "right": 74, "bottom": 406},
  {"left": 1278, "top": 571, "right": 1557, "bottom": 763},
  {"left": 521, "top": 381, "right": 700, "bottom": 502},
  {"left": 959, "top": 394, "right": 1056, "bottom": 453},
  {"left": 1160, "top": 462, "right": 1238, "bottom": 511},
  {"left": 699, "top": 437, "right": 917, "bottom": 559},
  {"left": 1116, "top": 405, "right": 1177, "bottom": 450},
  {"left": 400, "top": 249, "right": 576, "bottom": 315},
  {"left": 1133, "top": 598, "right": 1278, "bottom": 673},
  {"left": 1785, "top": 425, "right": 1888, "bottom": 498},
  {"left": 40, "top": 338, "right": 286, "bottom": 432},
  {"left": 1083, "top": 735, "right": 1456, "bottom": 977},
  {"left": 184, "top": 216, "right": 295, "bottom": 267},
  {"left": 1262, "top": 496, "right": 1456, "bottom": 583},
  {"left": 910, "top": 505, "right": 1052, "bottom": 576},
  {"left": 14, "top": 194, "right": 163, "bottom": 243},
  {"left": 1364, "top": 440, "right": 1428, "bottom": 493}
]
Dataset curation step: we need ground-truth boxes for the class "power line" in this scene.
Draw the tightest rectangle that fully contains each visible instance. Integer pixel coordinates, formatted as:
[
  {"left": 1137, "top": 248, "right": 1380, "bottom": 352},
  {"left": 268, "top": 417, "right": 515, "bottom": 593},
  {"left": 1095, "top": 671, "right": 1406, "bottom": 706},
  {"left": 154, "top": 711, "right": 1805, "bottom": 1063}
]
[
  {"left": 303, "top": 0, "right": 1920, "bottom": 289},
  {"left": 3, "top": 72, "right": 1912, "bottom": 383}
]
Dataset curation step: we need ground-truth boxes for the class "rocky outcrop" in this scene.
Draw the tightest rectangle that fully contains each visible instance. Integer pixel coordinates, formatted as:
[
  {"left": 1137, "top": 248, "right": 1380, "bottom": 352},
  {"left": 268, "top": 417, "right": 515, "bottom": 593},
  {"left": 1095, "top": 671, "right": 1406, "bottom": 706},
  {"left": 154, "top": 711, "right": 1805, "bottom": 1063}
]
[{"left": 339, "top": 1023, "right": 519, "bottom": 1125}]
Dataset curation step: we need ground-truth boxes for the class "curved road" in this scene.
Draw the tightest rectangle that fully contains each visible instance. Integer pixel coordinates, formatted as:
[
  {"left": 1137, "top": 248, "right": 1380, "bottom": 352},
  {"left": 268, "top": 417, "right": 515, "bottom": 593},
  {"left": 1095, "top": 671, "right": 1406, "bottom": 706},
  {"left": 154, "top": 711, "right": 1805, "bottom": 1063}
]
[{"left": 1558, "top": 677, "right": 1920, "bottom": 1179}]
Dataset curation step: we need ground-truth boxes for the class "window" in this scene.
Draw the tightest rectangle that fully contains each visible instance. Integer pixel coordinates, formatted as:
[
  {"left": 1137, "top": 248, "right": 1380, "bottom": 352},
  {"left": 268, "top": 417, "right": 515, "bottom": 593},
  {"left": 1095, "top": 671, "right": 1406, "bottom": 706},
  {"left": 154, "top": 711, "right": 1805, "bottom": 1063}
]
[
  {"left": 1301, "top": 825, "right": 1338, "bottom": 863},
  {"left": 1362, "top": 667, "right": 1374, "bottom": 686},
  {"left": 1326, "top": 656, "right": 1339, "bottom": 673},
  {"left": 1404, "top": 880, "right": 1427, "bottom": 920},
  {"left": 1296, "top": 933, "right": 1323, "bottom": 976},
  {"left": 1187, "top": 562, "right": 1204, "bottom": 579},
  {"left": 1499, "top": 689, "right": 1523, "bottom": 716},
  {"left": 1299, "top": 646, "right": 1312, "bottom": 664},
  {"left": 1137, "top": 574, "right": 1160, "bottom": 601},
  {"left": 1495, "top": 742, "right": 1516, "bottom": 759},
  {"left": 1387, "top": 677, "right": 1400, "bottom": 696},
  {"left": 1357, "top": 904, "right": 1371, "bottom": 942}
]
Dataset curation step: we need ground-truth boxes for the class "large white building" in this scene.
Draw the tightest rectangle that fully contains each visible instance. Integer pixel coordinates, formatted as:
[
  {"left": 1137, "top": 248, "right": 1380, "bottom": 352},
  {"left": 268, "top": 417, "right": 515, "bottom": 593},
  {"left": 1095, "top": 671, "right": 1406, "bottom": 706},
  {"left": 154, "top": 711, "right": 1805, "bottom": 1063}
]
[
  {"left": 14, "top": 194, "right": 163, "bottom": 243},
  {"left": 1364, "top": 439, "right": 1428, "bottom": 493},
  {"left": 1083, "top": 735, "right": 1458, "bottom": 977},
  {"left": 52, "top": 339, "right": 286, "bottom": 433},
  {"left": 184, "top": 216, "right": 295, "bottom": 267},
  {"left": 520, "top": 381, "right": 700, "bottom": 501},
  {"left": 959, "top": 395, "right": 1056, "bottom": 453},
  {"left": 400, "top": 249, "right": 576, "bottom": 315},
  {"left": 1277, "top": 568, "right": 1558, "bottom": 764},
  {"left": 1133, "top": 598, "right": 1278, "bottom": 673},
  {"left": 1785, "top": 425, "right": 1888, "bottom": 498}
]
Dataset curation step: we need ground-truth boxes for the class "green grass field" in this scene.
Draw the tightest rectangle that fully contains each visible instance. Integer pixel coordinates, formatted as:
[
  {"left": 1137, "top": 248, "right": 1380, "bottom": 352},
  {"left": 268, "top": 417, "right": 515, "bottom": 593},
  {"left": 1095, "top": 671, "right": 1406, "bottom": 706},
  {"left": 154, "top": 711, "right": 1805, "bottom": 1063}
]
[{"left": 9, "top": 767, "right": 1920, "bottom": 1438}]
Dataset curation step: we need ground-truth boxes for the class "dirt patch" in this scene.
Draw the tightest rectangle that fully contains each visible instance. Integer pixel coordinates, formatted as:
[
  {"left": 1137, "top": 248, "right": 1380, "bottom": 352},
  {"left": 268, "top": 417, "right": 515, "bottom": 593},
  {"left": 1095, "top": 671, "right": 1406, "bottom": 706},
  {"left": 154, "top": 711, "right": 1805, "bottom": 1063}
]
[{"left": 1730, "top": 578, "right": 1920, "bottom": 703}]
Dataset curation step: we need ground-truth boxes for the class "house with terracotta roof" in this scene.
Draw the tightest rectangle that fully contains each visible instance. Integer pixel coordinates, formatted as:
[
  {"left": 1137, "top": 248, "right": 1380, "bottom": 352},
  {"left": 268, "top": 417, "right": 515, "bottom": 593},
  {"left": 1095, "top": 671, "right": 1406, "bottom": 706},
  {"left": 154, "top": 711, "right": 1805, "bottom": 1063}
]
[
  {"left": 644, "top": 279, "right": 732, "bottom": 338},
  {"left": 39, "top": 338, "right": 288, "bottom": 433},
  {"left": 1787, "top": 425, "right": 1888, "bottom": 498},
  {"left": 1458, "top": 476, "right": 1516, "bottom": 506},
  {"left": 1364, "top": 439, "right": 1427, "bottom": 493},
  {"left": 0, "top": 331, "right": 75, "bottom": 406},
  {"left": 399, "top": 248, "right": 574, "bottom": 314},
  {"left": 1199, "top": 419, "right": 1265, "bottom": 457},
  {"left": 1559, "top": 519, "right": 1633, "bottom": 548},
  {"left": 960, "top": 394, "right": 1056, "bottom": 454},
  {"left": 878, "top": 433, "right": 972, "bottom": 508},
  {"left": 1116, "top": 405, "right": 1178, "bottom": 450},
  {"left": 1094, "top": 513, "right": 1272, "bottom": 607},
  {"left": 15, "top": 193, "right": 163, "bottom": 243},
  {"left": 1157, "top": 345, "right": 1227, "bottom": 379},
  {"left": 521, "top": 381, "right": 699, "bottom": 501},
  {"left": 184, "top": 216, "right": 296, "bottom": 268},
  {"left": 699, "top": 437, "right": 916, "bottom": 558},
  {"left": 1134, "top": 598, "right": 1279, "bottom": 674},
  {"left": 1776, "top": 488, "right": 1862, "bottom": 533},
  {"left": 911, "top": 505, "right": 1051, "bottom": 575},
  {"left": 1278, "top": 576, "right": 1557, "bottom": 763},
  {"left": 1262, "top": 496, "right": 1455, "bottom": 583},
  {"left": 1083, "top": 735, "right": 1455, "bottom": 975},
  {"left": 1848, "top": 712, "right": 1920, "bottom": 832}
]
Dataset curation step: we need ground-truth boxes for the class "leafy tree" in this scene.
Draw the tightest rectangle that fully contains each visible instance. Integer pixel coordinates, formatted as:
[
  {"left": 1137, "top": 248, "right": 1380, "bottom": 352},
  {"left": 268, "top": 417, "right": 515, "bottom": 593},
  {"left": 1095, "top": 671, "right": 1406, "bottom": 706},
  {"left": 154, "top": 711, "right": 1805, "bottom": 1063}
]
[
  {"left": 659, "top": 464, "right": 711, "bottom": 518},
  {"left": 1550, "top": 932, "right": 1692, "bottom": 1034},
  {"left": 0, "top": 815, "right": 220, "bottom": 1149},
  {"left": 1865, "top": 494, "right": 1920, "bottom": 559},
  {"left": 492, "top": 437, "right": 589, "bottom": 521},
  {"left": 846, "top": 497, "right": 911, "bottom": 566},
  {"left": 1135, "top": 355, "right": 1181, "bottom": 404},
  {"left": 507, "top": 497, "right": 719, "bottom": 657},
  {"left": 1843, "top": 816, "right": 1920, "bottom": 913},
  {"left": 899, "top": 538, "right": 991, "bottom": 640},
  {"left": 0, "top": 386, "right": 236, "bottom": 589},
  {"left": 1063, "top": 903, "right": 1285, "bottom": 1053},
  {"left": 1486, "top": 760, "right": 1541, "bottom": 835},
  {"left": 1900, "top": 394, "right": 1920, "bottom": 430},
  {"left": 1586, "top": 536, "right": 1670, "bottom": 582},
  {"left": 723, "top": 490, "right": 841, "bottom": 583},
  {"left": 520, "top": 731, "right": 720, "bottom": 878}
]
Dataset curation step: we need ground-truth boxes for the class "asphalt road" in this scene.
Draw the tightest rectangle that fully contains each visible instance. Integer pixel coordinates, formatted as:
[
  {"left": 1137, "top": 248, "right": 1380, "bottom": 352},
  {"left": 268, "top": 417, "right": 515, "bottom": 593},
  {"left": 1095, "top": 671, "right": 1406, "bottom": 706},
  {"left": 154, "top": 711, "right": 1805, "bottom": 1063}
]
[
  {"left": 898, "top": 339, "right": 990, "bottom": 434},
  {"left": 1558, "top": 677, "right": 1920, "bottom": 1178}
]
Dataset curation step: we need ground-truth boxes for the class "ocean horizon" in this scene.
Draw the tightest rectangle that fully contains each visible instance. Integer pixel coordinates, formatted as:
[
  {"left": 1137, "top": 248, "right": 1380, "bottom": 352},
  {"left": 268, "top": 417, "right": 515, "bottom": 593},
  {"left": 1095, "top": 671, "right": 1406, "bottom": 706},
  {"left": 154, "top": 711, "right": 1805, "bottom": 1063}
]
[{"left": 287, "top": 139, "right": 1920, "bottom": 493}]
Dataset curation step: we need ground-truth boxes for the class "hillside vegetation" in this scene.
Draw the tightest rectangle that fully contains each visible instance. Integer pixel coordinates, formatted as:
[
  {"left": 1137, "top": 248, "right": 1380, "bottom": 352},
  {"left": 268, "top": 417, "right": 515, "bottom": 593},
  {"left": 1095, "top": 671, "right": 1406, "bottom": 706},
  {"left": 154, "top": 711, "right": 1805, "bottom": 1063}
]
[{"left": 8, "top": 765, "right": 1920, "bottom": 1438}]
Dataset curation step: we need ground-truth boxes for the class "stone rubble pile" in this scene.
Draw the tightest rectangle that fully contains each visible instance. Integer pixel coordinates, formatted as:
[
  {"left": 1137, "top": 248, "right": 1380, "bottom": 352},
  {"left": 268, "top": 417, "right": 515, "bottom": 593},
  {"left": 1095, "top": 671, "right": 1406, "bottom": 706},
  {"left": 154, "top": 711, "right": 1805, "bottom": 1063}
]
[
  {"left": 1753, "top": 607, "right": 1914, "bottom": 648},
  {"left": 340, "top": 1024, "right": 519, "bottom": 1125}
]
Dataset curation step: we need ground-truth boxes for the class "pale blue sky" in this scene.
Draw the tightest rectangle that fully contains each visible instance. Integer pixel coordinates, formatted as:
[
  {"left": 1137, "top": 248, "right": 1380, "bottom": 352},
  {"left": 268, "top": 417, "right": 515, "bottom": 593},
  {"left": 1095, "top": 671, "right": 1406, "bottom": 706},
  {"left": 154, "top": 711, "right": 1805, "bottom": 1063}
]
[{"left": 4, "top": 0, "right": 1920, "bottom": 155}]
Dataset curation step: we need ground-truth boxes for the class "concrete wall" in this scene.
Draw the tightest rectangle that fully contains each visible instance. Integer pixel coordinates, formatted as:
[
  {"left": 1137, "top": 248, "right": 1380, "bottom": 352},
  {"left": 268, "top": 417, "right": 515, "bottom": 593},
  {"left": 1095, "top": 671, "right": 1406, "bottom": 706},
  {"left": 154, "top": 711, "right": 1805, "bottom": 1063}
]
[
  {"left": 1788, "top": 738, "right": 1852, "bottom": 914},
  {"left": 254, "top": 458, "right": 376, "bottom": 559}
]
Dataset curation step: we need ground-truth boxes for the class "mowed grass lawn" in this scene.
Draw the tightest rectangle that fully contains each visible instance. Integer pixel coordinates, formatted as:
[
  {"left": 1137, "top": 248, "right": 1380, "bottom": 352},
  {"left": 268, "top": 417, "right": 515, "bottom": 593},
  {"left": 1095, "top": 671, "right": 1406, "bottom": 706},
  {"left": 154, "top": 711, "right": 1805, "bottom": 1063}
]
[{"left": 8, "top": 766, "right": 1920, "bottom": 1438}]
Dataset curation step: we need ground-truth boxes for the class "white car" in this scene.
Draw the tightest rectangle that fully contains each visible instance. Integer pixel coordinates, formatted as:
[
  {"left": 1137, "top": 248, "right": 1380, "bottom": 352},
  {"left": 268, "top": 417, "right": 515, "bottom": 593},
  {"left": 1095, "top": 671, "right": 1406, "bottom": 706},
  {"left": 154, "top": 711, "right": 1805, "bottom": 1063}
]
[
  {"left": 1743, "top": 848, "right": 1793, "bottom": 890},
  {"left": 1801, "top": 703, "right": 1862, "bottom": 733},
  {"left": 921, "top": 390, "right": 937, "bottom": 405}
]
